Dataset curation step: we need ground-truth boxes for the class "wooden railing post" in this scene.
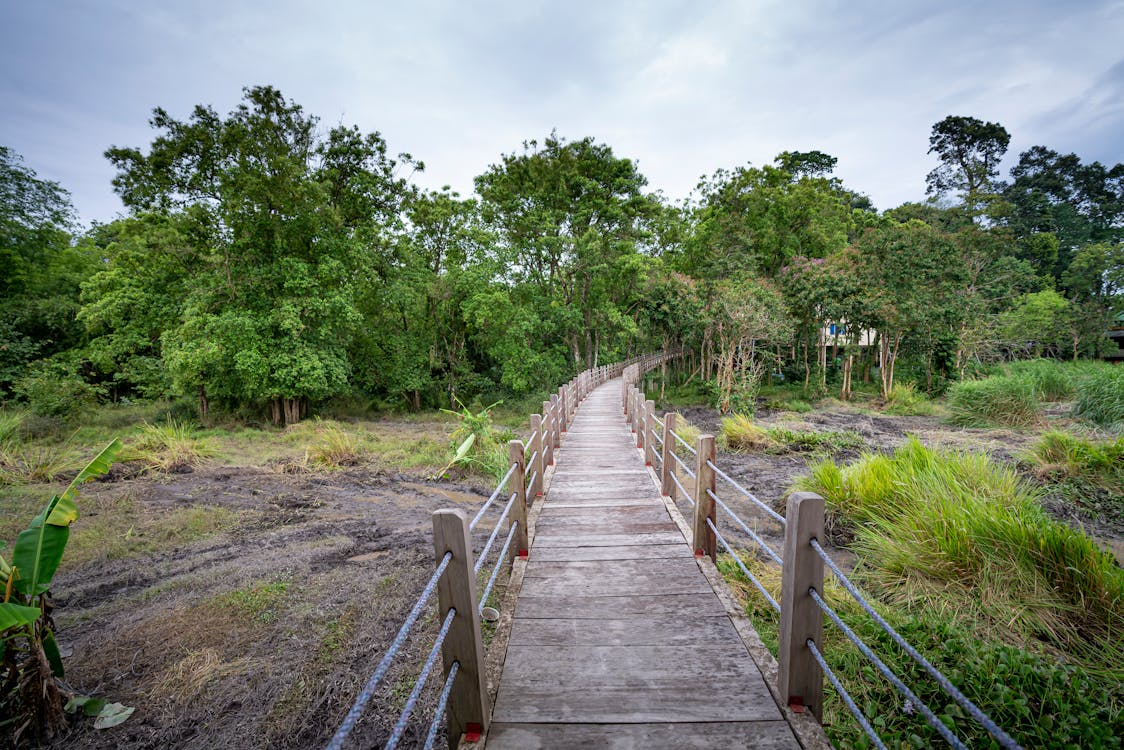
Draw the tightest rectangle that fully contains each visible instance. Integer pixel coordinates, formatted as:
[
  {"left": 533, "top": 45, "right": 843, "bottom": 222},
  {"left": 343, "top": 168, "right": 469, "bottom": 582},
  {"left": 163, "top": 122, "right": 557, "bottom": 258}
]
[
  {"left": 508, "top": 440, "right": 529, "bottom": 556},
  {"left": 778, "top": 491, "right": 825, "bottom": 720},
  {"left": 529, "top": 415, "right": 544, "bottom": 498},
  {"left": 542, "top": 401, "right": 555, "bottom": 466},
  {"left": 636, "top": 392, "right": 646, "bottom": 449},
  {"left": 691, "top": 434, "right": 717, "bottom": 561},
  {"left": 550, "top": 395, "right": 561, "bottom": 449},
  {"left": 643, "top": 399, "right": 655, "bottom": 466},
  {"left": 432, "top": 509, "right": 490, "bottom": 746},
  {"left": 558, "top": 386, "right": 568, "bottom": 432},
  {"left": 661, "top": 412, "right": 677, "bottom": 499}
]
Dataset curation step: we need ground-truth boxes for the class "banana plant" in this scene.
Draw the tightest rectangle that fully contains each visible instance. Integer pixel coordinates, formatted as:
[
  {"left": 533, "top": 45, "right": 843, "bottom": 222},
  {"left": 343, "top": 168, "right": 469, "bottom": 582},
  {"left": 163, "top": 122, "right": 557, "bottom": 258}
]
[{"left": 1, "top": 438, "right": 124, "bottom": 740}]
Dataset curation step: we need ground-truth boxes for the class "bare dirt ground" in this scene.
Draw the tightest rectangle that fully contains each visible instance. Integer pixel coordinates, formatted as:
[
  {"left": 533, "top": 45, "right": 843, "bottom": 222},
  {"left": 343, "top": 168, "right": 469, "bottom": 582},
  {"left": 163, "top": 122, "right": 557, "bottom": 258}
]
[
  {"left": 18, "top": 403, "right": 1120, "bottom": 749},
  {"left": 32, "top": 461, "right": 500, "bottom": 750}
]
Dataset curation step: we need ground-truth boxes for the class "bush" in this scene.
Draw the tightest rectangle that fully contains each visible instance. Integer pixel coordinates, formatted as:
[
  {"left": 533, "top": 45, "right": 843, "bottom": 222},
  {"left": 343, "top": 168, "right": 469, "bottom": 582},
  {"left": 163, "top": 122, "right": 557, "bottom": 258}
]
[
  {"left": 126, "top": 421, "right": 216, "bottom": 473},
  {"left": 304, "top": 421, "right": 364, "bottom": 468},
  {"left": 1072, "top": 366, "right": 1124, "bottom": 429},
  {"left": 947, "top": 375, "right": 1040, "bottom": 428},
  {"left": 793, "top": 438, "right": 1124, "bottom": 659},
  {"left": 12, "top": 357, "right": 103, "bottom": 418}
]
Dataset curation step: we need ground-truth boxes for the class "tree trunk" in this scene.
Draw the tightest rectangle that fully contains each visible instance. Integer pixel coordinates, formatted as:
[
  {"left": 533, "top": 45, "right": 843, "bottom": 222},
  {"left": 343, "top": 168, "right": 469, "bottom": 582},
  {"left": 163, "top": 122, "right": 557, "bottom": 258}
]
[
  {"left": 840, "top": 354, "right": 853, "bottom": 401},
  {"left": 198, "top": 383, "right": 209, "bottom": 422}
]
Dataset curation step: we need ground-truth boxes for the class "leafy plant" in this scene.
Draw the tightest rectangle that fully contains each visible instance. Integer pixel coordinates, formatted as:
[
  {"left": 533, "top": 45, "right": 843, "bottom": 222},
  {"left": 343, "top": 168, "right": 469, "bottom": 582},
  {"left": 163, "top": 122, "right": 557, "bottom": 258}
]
[
  {"left": 435, "top": 399, "right": 509, "bottom": 480},
  {"left": 883, "top": 381, "right": 936, "bottom": 416},
  {"left": 304, "top": 421, "right": 364, "bottom": 468},
  {"left": 720, "top": 414, "right": 770, "bottom": 451},
  {"left": 1, "top": 439, "right": 128, "bottom": 742},
  {"left": 1029, "top": 430, "right": 1124, "bottom": 492},
  {"left": 947, "top": 375, "right": 1041, "bottom": 427},
  {"left": 0, "top": 442, "right": 84, "bottom": 484}
]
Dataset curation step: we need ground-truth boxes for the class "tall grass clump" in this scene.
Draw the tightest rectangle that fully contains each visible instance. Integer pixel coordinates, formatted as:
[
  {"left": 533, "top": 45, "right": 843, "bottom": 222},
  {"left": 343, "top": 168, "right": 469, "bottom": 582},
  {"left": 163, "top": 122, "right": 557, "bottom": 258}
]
[
  {"left": 883, "top": 382, "right": 937, "bottom": 416},
  {"left": 127, "top": 421, "right": 216, "bottom": 473},
  {"left": 947, "top": 375, "right": 1041, "bottom": 428},
  {"left": 720, "top": 414, "right": 770, "bottom": 451},
  {"left": 305, "top": 421, "right": 365, "bottom": 468},
  {"left": 671, "top": 417, "right": 701, "bottom": 452},
  {"left": 1030, "top": 430, "right": 1123, "bottom": 493},
  {"left": 793, "top": 437, "right": 1124, "bottom": 662},
  {"left": 1072, "top": 365, "right": 1124, "bottom": 429},
  {"left": 1002, "top": 359, "right": 1077, "bottom": 402}
]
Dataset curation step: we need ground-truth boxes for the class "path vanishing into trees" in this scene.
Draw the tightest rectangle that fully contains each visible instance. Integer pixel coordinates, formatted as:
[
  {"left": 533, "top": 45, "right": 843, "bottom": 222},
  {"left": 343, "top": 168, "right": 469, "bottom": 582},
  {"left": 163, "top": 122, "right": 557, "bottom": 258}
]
[{"left": 483, "top": 380, "right": 806, "bottom": 749}]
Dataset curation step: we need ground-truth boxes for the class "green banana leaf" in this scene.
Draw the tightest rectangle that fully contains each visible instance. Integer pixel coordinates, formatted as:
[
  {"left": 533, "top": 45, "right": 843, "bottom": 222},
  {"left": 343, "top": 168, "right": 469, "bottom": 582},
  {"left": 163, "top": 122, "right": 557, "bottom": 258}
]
[
  {"left": 0, "top": 602, "right": 41, "bottom": 631},
  {"left": 43, "top": 629, "right": 64, "bottom": 677},
  {"left": 12, "top": 523, "right": 68, "bottom": 597},
  {"left": 45, "top": 439, "right": 122, "bottom": 527}
]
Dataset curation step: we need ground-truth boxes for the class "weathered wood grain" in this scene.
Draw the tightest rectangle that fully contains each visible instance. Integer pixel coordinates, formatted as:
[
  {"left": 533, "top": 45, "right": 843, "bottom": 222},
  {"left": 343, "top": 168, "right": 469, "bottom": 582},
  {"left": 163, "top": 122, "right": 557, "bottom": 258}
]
[
  {"left": 508, "top": 613, "right": 738, "bottom": 646},
  {"left": 486, "top": 722, "right": 799, "bottom": 749}
]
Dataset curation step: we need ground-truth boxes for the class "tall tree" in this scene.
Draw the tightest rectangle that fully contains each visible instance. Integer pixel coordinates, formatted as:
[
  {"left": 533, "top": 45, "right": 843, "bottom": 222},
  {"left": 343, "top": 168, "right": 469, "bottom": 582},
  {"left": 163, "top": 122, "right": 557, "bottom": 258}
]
[
  {"left": 102, "top": 86, "right": 416, "bottom": 422},
  {"left": 925, "top": 115, "right": 1010, "bottom": 217}
]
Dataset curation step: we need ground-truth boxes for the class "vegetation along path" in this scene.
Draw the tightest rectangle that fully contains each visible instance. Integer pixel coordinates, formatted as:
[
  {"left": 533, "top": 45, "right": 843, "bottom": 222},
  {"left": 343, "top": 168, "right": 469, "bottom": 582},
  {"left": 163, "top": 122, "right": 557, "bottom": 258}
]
[{"left": 484, "top": 380, "right": 804, "bottom": 749}]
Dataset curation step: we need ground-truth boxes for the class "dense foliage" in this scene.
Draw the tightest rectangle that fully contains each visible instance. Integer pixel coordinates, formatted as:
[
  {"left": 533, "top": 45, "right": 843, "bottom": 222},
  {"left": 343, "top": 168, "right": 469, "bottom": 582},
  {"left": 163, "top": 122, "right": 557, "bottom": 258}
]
[{"left": 2, "top": 89, "right": 1121, "bottom": 422}]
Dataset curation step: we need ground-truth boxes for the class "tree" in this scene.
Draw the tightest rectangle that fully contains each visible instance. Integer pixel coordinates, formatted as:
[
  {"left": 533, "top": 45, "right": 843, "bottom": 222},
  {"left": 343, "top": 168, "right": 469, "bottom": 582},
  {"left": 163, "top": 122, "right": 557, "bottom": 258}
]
[
  {"left": 925, "top": 115, "right": 1010, "bottom": 217},
  {"left": 774, "top": 150, "right": 837, "bottom": 178},
  {"left": 0, "top": 147, "right": 95, "bottom": 399},
  {"left": 474, "top": 133, "right": 660, "bottom": 374},
  {"left": 103, "top": 86, "right": 416, "bottom": 422}
]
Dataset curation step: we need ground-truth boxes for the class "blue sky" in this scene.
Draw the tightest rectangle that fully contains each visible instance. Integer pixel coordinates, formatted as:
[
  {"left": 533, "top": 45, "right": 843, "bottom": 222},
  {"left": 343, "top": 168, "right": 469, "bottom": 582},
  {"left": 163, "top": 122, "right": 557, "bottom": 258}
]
[{"left": 2, "top": 0, "right": 1122, "bottom": 226}]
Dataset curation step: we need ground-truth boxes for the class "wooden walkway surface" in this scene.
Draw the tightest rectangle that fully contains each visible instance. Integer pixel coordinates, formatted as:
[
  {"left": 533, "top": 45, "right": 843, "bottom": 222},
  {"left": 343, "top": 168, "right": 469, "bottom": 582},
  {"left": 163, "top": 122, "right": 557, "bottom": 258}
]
[{"left": 485, "top": 380, "right": 801, "bottom": 749}]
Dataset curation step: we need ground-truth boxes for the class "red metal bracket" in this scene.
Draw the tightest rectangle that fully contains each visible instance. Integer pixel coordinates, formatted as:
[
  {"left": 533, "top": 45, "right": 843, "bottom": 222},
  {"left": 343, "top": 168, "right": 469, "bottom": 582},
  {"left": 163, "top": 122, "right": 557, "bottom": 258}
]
[
  {"left": 788, "top": 696, "right": 806, "bottom": 713},
  {"left": 464, "top": 723, "right": 483, "bottom": 742}
]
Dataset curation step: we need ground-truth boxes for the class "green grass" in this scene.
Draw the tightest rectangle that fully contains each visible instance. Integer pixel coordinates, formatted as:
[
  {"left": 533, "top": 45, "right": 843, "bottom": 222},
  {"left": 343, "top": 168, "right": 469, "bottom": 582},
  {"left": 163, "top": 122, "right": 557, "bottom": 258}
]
[
  {"left": 718, "top": 554, "right": 1122, "bottom": 749},
  {"left": 213, "top": 579, "right": 291, "bottom": 624},
  {"left": 793, "top": 438, "right": 1123, "bottom": 662},
  {"left": 123, "top": 420, "right": 218, "bottom": 473},
  {"left": 719, "top": 414, "right": 865, "bottom": 455},
  {"left": 947, "top": 375, "right": 1041, "bottom": 428},
  {"left": 1001, "top": 359, "right": 1078, "bottom": 402},
  {"left": 1072, "top": 366, "right": 1124, "bottom": 429},
  {"left": 1029, "top": 431, "right": 1124, "bottom": 491},
  {"left": 719, "top": 414, "right": 770, "bottom": 451}
]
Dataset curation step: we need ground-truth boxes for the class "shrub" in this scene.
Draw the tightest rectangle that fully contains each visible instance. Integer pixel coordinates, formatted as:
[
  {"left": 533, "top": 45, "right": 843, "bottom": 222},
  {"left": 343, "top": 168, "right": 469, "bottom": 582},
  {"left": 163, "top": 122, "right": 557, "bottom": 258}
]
[
  {"left": 766, "top": 427, "right": 864, "bottom": 453},
  {"left": 947, "top": 375, "right": 1040, "bottom": 428},
  {"left": 12, "top": 357, "right": 103, "bottom": 418},
  {"left": 883, "top": 381, "right": 936, "bottom": 416},
  {"left": 1072, "top": 366, "right": 1124, "bottom": 429},
  {"left": 305, "top": 422, "right": 364, "bottom": 468},
  {"left": 793, "top": 438, "right": 1124, "bottom": 659},
  {"left": 720, "top": 414, "right": 770, "bottom": 451},
  {"left": 0, "top": 443, "right": 83, "bottom": 484}
]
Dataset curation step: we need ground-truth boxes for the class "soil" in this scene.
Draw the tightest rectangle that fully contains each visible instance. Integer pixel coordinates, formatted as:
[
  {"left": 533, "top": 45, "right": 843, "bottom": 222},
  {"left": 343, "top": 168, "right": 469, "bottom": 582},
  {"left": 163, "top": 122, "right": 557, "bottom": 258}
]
[
  {"left": 34, "top": 463, "right": 499, "bottom": 750},
  {"left": 22, "top": 403, "right": 1122, "bottom": 749}
]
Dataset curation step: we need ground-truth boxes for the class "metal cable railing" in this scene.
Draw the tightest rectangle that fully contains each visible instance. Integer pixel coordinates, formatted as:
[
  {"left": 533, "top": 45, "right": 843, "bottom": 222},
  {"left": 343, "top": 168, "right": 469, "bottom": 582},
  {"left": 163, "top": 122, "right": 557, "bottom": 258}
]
[
  {"left": 807, "top": 638, "right": 887, "bottom": 750},
  {"left": 670, "top": 450, "right": 695, "bottom": 478},
  {"left": 474, "top": 492, "right": 518, "bottom": 575},
  {"left": 670, "top": 471, "right": 693, "bottom": 507},
  {"left": 810, "top": 539, "right": 1021, "bottom": 749},
  {"left": 470, "top": 462, "right": 518, "bottom": 530},
  {"left": 708, "top": 459, "right": 786, "bottom": 526},
  {"left": 421, "top": 661, "right": 460, "bottom": 750},
  {"left": 809, "top": 588, "right": 968, "bottom": 750},
  {"left": 326, "top": 552, "right": 453, "bottom": 750},
  {"left": 708, "top": 489, "right": 782, "bottom": 565},
  {"left": 384, "top": 608, "right": 458, "bottom": 750},
  {"left": 479, "top": 523, "right": 519, "bottom": 613},
  {"left": 672, "top": 430, "right": 697, "bottom": 455},
  {"left": 707, "top": 517, "right": 779, "bottom": 612}
]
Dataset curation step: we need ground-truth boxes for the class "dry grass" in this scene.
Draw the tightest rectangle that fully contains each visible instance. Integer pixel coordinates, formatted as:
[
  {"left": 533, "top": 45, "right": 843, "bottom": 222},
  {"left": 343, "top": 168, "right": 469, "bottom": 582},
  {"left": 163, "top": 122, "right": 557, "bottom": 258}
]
[
  {"left": 125, "top": 421, "right": 217, "bottom": 473},
  {"left": 150, "top": 648, "right": 253, "bottom": 712}
]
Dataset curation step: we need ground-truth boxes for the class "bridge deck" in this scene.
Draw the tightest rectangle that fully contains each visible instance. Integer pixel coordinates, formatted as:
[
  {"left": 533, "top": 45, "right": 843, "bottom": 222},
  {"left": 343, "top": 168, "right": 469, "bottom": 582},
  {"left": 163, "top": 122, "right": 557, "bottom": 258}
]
[{"left": 485, "top": 381, "right": 800, "bottom": 749}]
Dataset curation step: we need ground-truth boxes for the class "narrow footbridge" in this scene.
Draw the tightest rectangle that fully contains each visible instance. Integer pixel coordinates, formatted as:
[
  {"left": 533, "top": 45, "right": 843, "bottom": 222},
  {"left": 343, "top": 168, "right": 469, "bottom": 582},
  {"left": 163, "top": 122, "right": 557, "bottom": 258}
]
[
  {"left": 486, "top": 380, "right": 799, "bottom": 748},
  {"left": 329, "top": 355, "right": 1025, "bottom": 750}
]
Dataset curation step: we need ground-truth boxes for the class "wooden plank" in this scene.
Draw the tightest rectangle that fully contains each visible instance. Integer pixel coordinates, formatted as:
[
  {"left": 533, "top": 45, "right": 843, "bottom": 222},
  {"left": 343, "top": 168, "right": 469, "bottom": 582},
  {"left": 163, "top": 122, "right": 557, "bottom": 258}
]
[
  {"left": 542, "top": 497, "right": 661, "bottom": 508},
  {"left": 519, "top": 565, "right": 711, "bottom": 598},
  {"left": 492, "top": 644, "right": 781, "bottom": 723},
  {"left": 529, "top": 544, "right": 691, "bottom": 562},
  {"left": 533, "top": 522, "right": 680, "bottom": 538},
  {"left": 486, "top": 722, "right": 800, "bottom": 749},
  {"left": 530, "top": 531, "right": 685, "bottom": 547},
  {"left": 508, "top": 613, "right": 738, "bottom": 646},
  {"left": 514, "top": 592, "right": 727, "bottom": 619},
  {"left": 534, "top": 507, "right": 670, "bottom": 526}
]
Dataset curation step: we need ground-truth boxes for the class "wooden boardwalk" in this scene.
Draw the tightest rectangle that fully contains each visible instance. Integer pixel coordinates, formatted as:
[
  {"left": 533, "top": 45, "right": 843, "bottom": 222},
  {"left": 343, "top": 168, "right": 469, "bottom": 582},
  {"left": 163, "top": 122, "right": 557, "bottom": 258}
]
[{"left": 485, "top": 381, "right": 802, "bottom": 749}]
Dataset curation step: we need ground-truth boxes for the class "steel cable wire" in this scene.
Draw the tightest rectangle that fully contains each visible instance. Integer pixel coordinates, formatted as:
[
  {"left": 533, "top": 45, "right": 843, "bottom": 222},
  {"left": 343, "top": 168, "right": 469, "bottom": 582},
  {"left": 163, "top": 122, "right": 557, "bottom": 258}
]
[
  {"left": 807, "top": 638, "right": 888, "bottom": 750},
  {"left": 384, "top": 608, "right": 458, "bottom": 750},
  {"left": 706, "top": 517, "right": 780, "bottom": 612},
  {"left": 421, "top": 661, "right": 460, "bottom": 750},
  {"left": 325, "top": 551, "right": 453, "bottom": 750},
  {"left": 670, "top": 472, "right": 693, "bottom": 507},
  {"left": 671, "top": 451, "right": 695, "bottom": 478},
  {"left": 479, "top": 523, "right": 519, "bottom": 613},
  {"left": 708, "top": 489, "right": 783, "bottom": 566},
  {"left": 810, "top": 540, "right": 1021, "bottom": 749},
  {"left": 672, "top": 430, "right": 698, "bottom": 455},
  {"left": 809, "top": 588, "right": 968, "bottom": 750},
  {"left": 474, "top": 493, "right": 518, "bottom": 575},
  {"left": 707, "top": 460, "right": 786, "bottom": 526},
  {"left": 469, "top": 463, "right": 518, "bottom": 531}
]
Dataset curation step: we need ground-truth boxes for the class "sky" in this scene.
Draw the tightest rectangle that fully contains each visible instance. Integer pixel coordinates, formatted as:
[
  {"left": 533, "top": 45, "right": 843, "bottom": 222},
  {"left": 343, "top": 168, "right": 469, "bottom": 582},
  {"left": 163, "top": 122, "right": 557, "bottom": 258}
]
[{"left": 2, "top": 0, "right": 1123, "bottom": 227}]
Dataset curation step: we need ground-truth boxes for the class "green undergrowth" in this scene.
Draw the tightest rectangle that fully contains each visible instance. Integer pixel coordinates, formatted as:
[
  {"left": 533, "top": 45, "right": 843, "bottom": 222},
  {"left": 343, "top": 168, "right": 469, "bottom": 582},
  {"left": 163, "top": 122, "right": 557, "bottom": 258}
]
[
  {"left": 946, "top": 375, "right": 1041, "bottom": 428},
  {"left": 719, "top": 555, "right": 1122, "bottom": 749},
  {"left": 1028, "top": 430, "right": 1124, "bottom": 521},
  {"left": 792, "top": 438, "right": 1123, "bottom": 665},
  {"left": 882, "top": 382, "right": 938, "bottom": 416},
  {"left": 719, "top": 413, "right": 864, "bottom": 454},
  {"left": 1072, "top": 365, "right": 1124, "bottom": 429}
]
